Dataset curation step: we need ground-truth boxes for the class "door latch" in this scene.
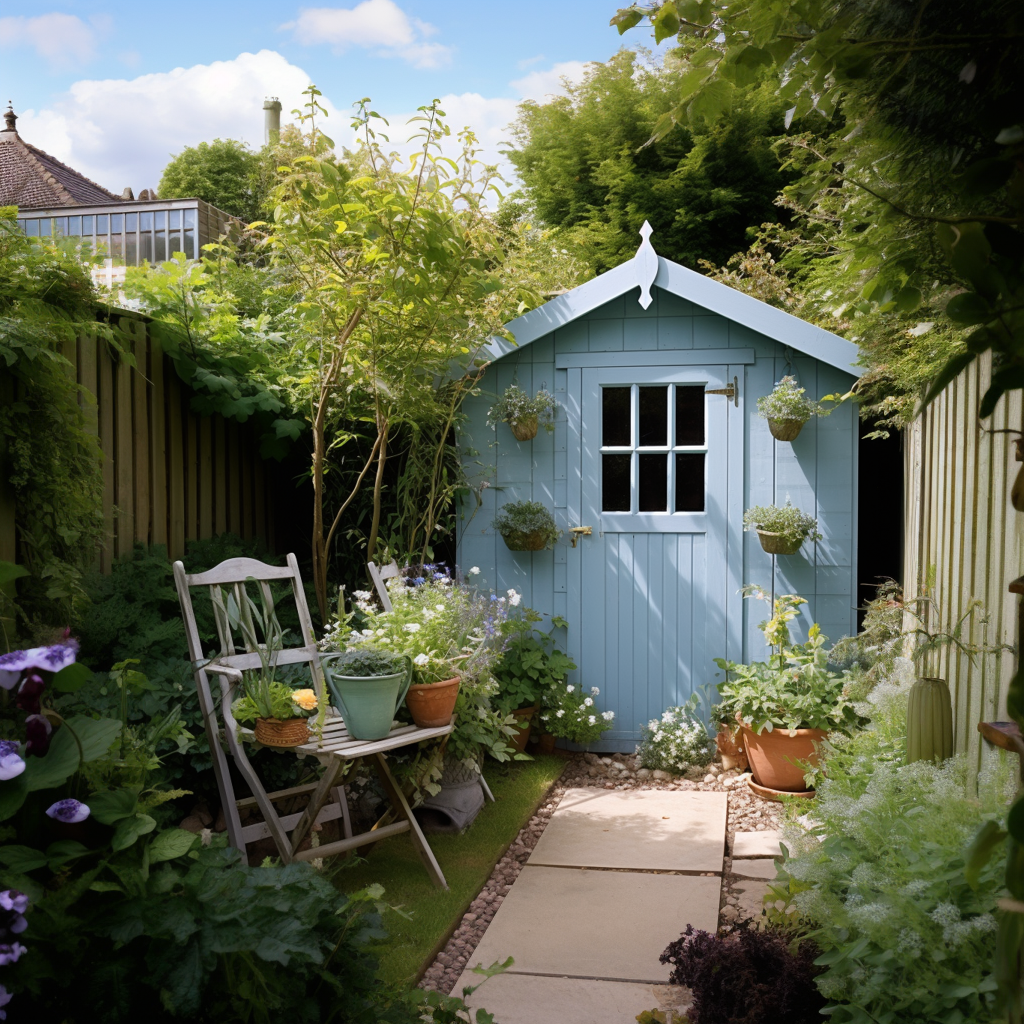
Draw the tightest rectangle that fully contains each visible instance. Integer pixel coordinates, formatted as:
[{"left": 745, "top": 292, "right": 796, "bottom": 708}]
[
  {"left": 705, "top": 376, "right": 740, "bottom": 408},
  {"left": 570, "top": 526, "right": 593, "bottom": 548}
]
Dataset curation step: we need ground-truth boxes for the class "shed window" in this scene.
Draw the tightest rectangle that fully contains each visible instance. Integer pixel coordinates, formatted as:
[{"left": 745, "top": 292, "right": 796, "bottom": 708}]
[{"left": 601, "top": 383, "right": 707, "bottom": 514}]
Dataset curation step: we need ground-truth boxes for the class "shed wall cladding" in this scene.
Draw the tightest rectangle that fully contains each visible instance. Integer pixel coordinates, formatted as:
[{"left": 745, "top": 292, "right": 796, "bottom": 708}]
[
  {"left": 456, "top": 286, "right": 857, "bottom": 744},
  {"left": 0, "top": 316, "right": 276, "bottom": 573},
  {"left": 903, "top": 351, "right": 1022, "bottom": 767}
]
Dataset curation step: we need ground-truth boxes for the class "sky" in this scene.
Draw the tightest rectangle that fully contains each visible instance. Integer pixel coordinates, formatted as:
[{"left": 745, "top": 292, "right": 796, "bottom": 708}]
[{"left": 0, "top": 0, "right": 657, "bottom": 195}]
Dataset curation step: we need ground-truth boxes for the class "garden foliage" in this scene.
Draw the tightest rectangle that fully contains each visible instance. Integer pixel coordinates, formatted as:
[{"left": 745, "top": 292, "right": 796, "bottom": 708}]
[
  {"left": 636, "top": 694, "right": 715, "bottom": 773},
  {"left": 493, "top": 607, "right": 575, "bottom": 714}
]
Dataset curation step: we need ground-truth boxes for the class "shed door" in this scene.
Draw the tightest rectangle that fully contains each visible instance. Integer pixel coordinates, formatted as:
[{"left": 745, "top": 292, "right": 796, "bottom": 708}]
[{"left": 565, "top": 364, "right": 744, "bottom": 748}]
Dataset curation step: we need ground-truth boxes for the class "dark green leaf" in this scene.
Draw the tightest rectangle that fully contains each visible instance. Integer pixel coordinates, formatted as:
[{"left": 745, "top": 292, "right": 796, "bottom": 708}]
[
  {"left": 965, "top": 819, "right": 1007, "bottom": 889},
  {"left": 90, "top": 787, "right": 139, "bottom": 825},
  {"left": 52, "top": 662, "right": 92, "bottom": 693},
  {"left": 64, "top": 716, "right": 121, "bottom": 762},
  {"left": 46, "top": 840, "right": 90, "bottom": 869},
  {"left": 0, "top": 561, "right": 28, "bottom": 588},
  {"left": 610, "top": 8, "right": 644, "bottom": 34},
  {"left": 0, "top": 774, "right": 27, "bottom": 821},
  {"left": 946, "top": 292, "right": 991, "bottom": 325},
  {"left": 0, "top": 844, "right": 47, "bottom": 872},
  {"left": 23, "top": 725, "right": 80, "bottom": 791},
  {"left": 148, "top": 828, "right": 200, "bottom": 863},
  {"left": 112, "top": 813, "right": 157, "bottom": 851},
  {"left": 1008, "top": 796, "right": 1024, "bottom": 846}
]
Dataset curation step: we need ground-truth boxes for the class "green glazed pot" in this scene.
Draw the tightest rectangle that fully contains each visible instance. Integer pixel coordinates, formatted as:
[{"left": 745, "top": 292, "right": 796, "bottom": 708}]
[{"left": 320, "top": 656, "right": 413, "bottom": 741}]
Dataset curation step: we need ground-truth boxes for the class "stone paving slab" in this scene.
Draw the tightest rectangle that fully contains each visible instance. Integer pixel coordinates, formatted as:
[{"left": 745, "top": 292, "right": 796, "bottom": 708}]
[
  {"left": 732, "top": 830, "right": 783, "bottom": 858},
  {"left": 731, "top": 858, "right": 780, "bottom": 880},
  {"left": 455, "top": 973, "right": 691, "bottom": 1024},
  {"left": 528, "top": 789, "right": 727, "bottom": 872},
  {"left": 466, "top": 866, "right": 721, "bottom": 983}
]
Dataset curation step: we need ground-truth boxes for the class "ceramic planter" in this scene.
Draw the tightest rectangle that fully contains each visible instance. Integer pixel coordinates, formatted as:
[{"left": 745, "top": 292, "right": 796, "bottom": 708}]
[
  {"left": 500, "top": 528, "right": 551, "bottom": 552},
  {"left": 906, "top": 676, "right": 953, "bottom": 763},
  {"left": 508, "top": 704, "right": 539, "bottom": 753},
  {"left": 768, "top": 418, "right": 806, "bottom": 442},
  {"left": 715, "top": 723, "right": 748, "bottom": 772},
  {"left": 254, "top": 716, "right": 310, "bottom": 748},
  {"left": 406, "top": 676, "right": 461, "bottom": 728},
  {"left": 509, "top": 416, "right": 539, "bottom": 442},
  {"left": 756, "top": 530, "right": 804, "bottom": 556},
  {"left": 320, "top": 657, "right": 413, "bottom": 741},
  {"left": 740, "top": 723, "right": 825, "bottom": 792}
]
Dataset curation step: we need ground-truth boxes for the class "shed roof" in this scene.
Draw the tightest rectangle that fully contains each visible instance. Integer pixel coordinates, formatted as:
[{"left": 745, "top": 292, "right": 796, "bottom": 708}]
[
  {"left": 484, "top": 223, "right": 861, "bottom": 378},
  {"left": 0, "top": 105, "right": 124, "bottom": 209}
]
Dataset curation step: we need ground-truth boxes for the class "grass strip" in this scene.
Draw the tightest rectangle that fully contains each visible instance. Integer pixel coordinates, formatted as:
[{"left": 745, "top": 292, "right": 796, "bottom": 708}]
[{"left": 336, "top": 753, "right": 566, "bottom": 987}]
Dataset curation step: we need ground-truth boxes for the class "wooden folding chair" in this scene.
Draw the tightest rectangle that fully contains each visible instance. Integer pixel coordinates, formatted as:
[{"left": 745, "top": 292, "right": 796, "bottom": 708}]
[
  {"left": 367, "top": 559, "right": 401, "bottom": 612},
  {"left": 173, "top": 553, "right": 453, "bottom": 887}
]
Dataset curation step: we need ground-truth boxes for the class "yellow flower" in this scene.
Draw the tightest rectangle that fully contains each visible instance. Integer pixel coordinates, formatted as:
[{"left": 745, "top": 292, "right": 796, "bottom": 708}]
[{"left": 292, "top": 688, "right": 318, "bottom": 711}]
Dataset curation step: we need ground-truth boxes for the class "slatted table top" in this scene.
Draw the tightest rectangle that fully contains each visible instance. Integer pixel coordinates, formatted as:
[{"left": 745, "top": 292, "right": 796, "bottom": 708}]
[{"left": 241, "top": 712, "right": 453, "bottom": 760}]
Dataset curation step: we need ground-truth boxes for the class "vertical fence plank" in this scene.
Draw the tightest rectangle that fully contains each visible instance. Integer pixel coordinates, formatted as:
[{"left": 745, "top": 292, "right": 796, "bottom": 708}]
[
  {"left": 131, "top": 324, "right": 151, "bottom": 546},
  {"left": 228, "top": 421, "right": 243, "bottom": 536},
  {"left": 97, "top": 338, "right": 115, "bottom": 572},
  {"left": 199, "top": 416, "right": 213, "bottom": 539},
  {"left": 115, "top": 335, "right": 134, "bottom": 560},
  {"left": 186, "top": 411, "right": 199, "bottom": 543},
  {"left": 214, "top": 417, "right": 228, "bottom": 535},
  {"left": 149, "top": 338, "right": 168, "bottom": 549},
  {"left": 0, "top": 370, "right": 16, "bottom": 563},
  {"left": 167, "top": 375, "right": 186, "bottom": 560},
  {"left": 240, "top": 429, "right": 253, "bottom": 540}
]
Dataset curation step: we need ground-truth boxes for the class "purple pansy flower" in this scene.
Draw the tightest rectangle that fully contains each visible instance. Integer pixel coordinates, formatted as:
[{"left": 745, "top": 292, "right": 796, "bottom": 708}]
[
  {"left": 0, "top": 944, "right": 25, "bottom": 967},
  {"left": 0, "top": 892, "right": 27, "bottom": 916},
  {"left": 24, "top": 715, "right": 52, "bottom": 757},
  {"left": 45, "top": 798, "right": 90, "bottom": 824},
  {"left": 0, "top": 640, "right": 78, "bottom": 690},
  {"left": 0, "top": 742, "right": 24, "bottom": 782},
  {"left": 0, "top": 984, "right": 11, "bottom": 1021}
]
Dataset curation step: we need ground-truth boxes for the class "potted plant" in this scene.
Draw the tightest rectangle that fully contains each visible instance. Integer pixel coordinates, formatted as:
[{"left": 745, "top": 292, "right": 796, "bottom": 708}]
[
  {"left": 757, "top": 375, "right": 820, "bottom": 441},
  {"left": 743, "top": 502, "right": 821, "bottom": 555},
  {"left": 232, "top": 679, "right": 319, "bottom": 748},
  {"left": 495, "top": 608, "right": 576, "bottom": 752},
  {"left": 492, "top": 500, "right": 561, "bottom": 552},
  {"left": 488, "top": 384, "right": 557, "bottom": 441},
  {"left": 319, "top": 646, "right": 412, "bottom": 741},
  {"left": 714, "top": 591, "right": 861, "bottom": 793},
  {"left": 540, "top": 680, "right": 614, "bottom": 749}
]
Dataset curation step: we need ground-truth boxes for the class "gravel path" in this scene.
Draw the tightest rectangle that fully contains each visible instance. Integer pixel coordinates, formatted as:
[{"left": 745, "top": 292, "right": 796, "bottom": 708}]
[{"left": 419, "top": 751, "right": 782, "bottom": 995}]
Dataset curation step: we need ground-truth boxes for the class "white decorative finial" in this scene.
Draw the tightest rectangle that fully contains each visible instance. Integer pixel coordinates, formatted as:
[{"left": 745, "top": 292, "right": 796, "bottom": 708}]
[{"left": 635, "top": 220, "right": 657, "bottom": 309}]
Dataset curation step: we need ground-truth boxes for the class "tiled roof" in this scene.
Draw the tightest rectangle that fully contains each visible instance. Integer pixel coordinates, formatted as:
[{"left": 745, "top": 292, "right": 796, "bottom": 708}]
[{"left": 0, "top": 107, "right": 124, "bottom": 209}]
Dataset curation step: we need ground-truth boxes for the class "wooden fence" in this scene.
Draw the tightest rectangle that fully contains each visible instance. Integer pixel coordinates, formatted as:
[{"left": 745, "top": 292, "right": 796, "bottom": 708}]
[
  {"left": 1, "top": 314, "right": 277, "bottom": 573},
  {"left": 903, "top": 351, "right": 1024, "bottom": 766}
]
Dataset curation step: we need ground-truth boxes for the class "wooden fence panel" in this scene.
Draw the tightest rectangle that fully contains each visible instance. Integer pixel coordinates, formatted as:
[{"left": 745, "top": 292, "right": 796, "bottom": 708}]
[{"left": 904, "top": 351, "right": 1024, "bottom": 767}]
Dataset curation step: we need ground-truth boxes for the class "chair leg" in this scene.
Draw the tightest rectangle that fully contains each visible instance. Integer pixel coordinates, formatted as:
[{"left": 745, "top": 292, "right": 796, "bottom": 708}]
[
  {"left": 372, "top": 752, "right": 448, "bottom": 889},
  {"left": 479, "top": 773, "right": 495, "bottom": 802},
  {"left": 289, "top": 759, "right": 343, "bottom": 857},
  {"left": 334, "top": 783, "right": 353, "bottom": 840}
]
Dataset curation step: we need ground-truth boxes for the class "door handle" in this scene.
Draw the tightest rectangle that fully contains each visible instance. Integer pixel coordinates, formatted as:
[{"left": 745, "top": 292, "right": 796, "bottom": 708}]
[{"left": 570, "top": 526, "right": 593, "bottom": 548}]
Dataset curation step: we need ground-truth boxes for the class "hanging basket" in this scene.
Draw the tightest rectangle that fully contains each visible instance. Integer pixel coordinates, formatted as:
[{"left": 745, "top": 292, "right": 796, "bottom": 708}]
[
  {"left": 768, "top": 418, "right": 806, "bottom": 442},
  {"left": 509, "top": 416, "right": 539, "bottom": 442},
  {"left": 756, "top": 530, "right": 804, "bottom": 556},
  {"left": 500, "top": 528, "right": 551, "bottom": 552},
  {"left": 254, "top": 716, "right": 310, "bottom": 748}
]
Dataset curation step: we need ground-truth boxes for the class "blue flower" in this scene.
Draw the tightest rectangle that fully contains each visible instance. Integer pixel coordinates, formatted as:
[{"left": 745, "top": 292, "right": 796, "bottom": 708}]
[
  {"left": 45, "top": 798, "right": 90, "bottom": 824},
  {"left": 0, "top": 983, "right": 11, "bottom": 1021},
  {"left": 412, "top": 576, "right": 426, "bottom": 586},
  {"left": 0, "top": 742, "right": 23, "bottom": 782},
  {"left": 0, "top": 893, "right": 27, "bottom": 916},
  {"left": 0, "top": 944, "right": 25, "bottom": 967}
]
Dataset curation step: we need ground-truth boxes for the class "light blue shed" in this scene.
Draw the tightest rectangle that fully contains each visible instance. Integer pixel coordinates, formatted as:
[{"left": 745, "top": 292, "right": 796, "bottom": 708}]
[{"left": 456, "top": 227, "right": 862, "bottom": 751}]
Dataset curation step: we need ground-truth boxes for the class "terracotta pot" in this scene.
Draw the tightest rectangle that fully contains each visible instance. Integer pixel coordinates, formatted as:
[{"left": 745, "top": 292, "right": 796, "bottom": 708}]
[
  {"left": 768, "top": 418, "right": 805, "bottom": 442},
  {"left": 508, "top": 704, "right": 538, "bottom": 753},
  {"left": 756, "top": 530, "right": 803, "bottom": 556},
  {"left": 406, "top": 677, "right": 461, "bottom": 728},
  {"left": 715, "top": 724, "right": 748, "bottom": 773},
  {"left": 254, "top": 716, "right": 310, "bottom": 748},
  {"left": 500, "top": 528, "right": 550, "bottom": 552},
  {"left": 510, "top": 416, "right": 539, "bottom": 442},
  {"left": 741, "top": 723, "right": 826, "bottom": 792},
  {"left": 537, "top": 732, "right": 556, "bottom": 754}
]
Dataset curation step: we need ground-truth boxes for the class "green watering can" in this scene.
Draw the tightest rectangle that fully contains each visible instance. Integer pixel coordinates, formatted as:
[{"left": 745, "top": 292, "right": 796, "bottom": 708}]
[{"left": 320, "top": 654, "right": 413, "bottom": 741}]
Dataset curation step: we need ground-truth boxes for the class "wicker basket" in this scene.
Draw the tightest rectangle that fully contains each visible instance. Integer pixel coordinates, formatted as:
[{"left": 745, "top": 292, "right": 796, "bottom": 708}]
[
  {"left": 509, "top": 416, "right": 539, "bottom": 442},
  {"left": 500, "top": 528, "right": 550, "bottom": 552},
  {"left": 756, "top": 530, "right": 803, "bottom": 556},
  {"left": 254, "top": 716, "right": 310, "bottom": 748},
  {"left": 767, "top": 418, "right": 805, "bottom": 442}
]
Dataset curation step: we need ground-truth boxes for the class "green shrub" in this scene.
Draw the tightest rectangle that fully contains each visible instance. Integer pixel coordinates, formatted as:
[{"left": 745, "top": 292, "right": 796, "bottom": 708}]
[
  {"left": 323, "top": 646, "right": 409, "bottom": 677},
  {"left": 494, "top": 607, "right": 575, "bottom": 713},
  {"left": 636, "top": 694, "right": 716, "bottom": 773},
  {"left": 491, "top": 500, "right": 560, "bottom": 549},
  {"left": 772, "top": 660, "right": 1015, "bottom": 1024}
]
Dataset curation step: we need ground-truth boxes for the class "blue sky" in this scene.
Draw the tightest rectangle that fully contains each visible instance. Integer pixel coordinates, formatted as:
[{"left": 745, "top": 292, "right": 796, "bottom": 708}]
[{"left": 0, "top": 1, "right": 655, "bottom": 193}]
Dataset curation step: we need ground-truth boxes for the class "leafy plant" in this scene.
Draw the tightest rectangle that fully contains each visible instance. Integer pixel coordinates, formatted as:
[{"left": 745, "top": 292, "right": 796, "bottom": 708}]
[
  {"left": 742, "top": 503, "right": 820, "bottom": 545},
  {"left": 493, "top": 608, "right": 575, "bottom": 713},
  {"left": 323, "top": 646, "right": 408, "bottom": 677},
  {"left": 539, "top": 681, "right": 614, "bottom": 746},
  {"left": 715, "top": 590, "right": 861, "bottom": 735},
  {"left": 756, "top": 376, "right": 820, "bottom": 423},
  {"left": 486, "top": 384, "right": 557, "bottom": 434},
  {"left": 660, "top": 925, "right": 824, "bottom": 1024},
  {"left": 636, "top": 692, "right": 716, "bottom": 773},
  {"left": 491, "top": 501, "right": 560, "bottom": 550}
]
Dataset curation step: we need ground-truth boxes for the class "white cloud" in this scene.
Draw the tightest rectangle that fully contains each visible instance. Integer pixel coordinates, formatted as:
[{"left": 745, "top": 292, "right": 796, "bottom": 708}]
[
  {"left": 284, "top": 0, "right": 451, "bottom": 68},
  {"left": 0, "top": 13, "right": 99, "bottom": 68},
  {"left": 511, "top": 61, "right": 591, "bottom": 103},
  {"left": 16, "top": 50, "right": 335, "bottom": 193}
]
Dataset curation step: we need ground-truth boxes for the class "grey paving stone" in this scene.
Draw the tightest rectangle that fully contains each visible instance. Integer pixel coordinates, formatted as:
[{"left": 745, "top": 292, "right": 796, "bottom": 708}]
[
  {"left": 732, "top": 830, "right": 783, "bottom": 858},
  {"left": 731, "top": 858, "right": 780, "bottom": 880}
]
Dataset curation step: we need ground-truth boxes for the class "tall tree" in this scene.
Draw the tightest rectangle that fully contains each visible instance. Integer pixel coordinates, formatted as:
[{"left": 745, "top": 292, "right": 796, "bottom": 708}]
[
  {"left": 158, "top": 139, "right": 270, "bottom": 222},
  {"left": 507, "top": 50, "right": 797, "bottom": 272}
]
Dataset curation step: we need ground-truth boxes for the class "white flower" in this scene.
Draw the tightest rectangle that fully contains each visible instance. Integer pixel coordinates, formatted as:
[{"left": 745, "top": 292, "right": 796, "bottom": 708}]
[
  {"left": 376, "top": 628, "right": 386, "bottom": 636},
  {"left": 588, "top": 715, "right": 597, "bottom": 725},
  {"left": 507, "top": 588, "right": 521, "bottom": 607},
  {"left": 413, "top": 654, "right": 430, "bottom": 667},
  {"left": 583, "top": 697, "right": 593, "bottom": 707},
  {"left": 353, "top": 590, "right": 373, "bottom": 600},
  {"left": 566, "top": 685, "right": 574, "bottom": 693},
  {"left": 360, "top": 629, "right": 374, "bottom": 637},
  {"left": 404, "top": 623, "right": 421, "bottom": 633},
  {"left": 469, "top": 566, "right": 480, "bottom": 575},
  {"left": 435, "top": 604, "right": 445, "bottom": 612},
  {"left": 556, "top": 709, "right": 565, "bottom": 717},
  {"left": 590, "top": 687, "right": 599, "bottom": 696},
  {"left": 602, "top": 711, "right": 615, "bottom": 721}
]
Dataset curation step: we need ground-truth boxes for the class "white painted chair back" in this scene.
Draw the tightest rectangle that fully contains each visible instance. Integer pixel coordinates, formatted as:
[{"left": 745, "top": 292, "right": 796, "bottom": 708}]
[{"left": 367, "top": 559, "right": 401, "bottom": 612}]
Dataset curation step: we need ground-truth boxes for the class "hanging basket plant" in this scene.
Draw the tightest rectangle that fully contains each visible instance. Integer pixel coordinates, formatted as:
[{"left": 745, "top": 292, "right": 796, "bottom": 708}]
[
  {"left": 488, "top": 384, "right": 557, "bottom": 442},
  {"left": 743, "top": 503, "right": 821, "bottom": 555},
  {"left": 492, "top": 500, "right": 561, "bottom": 551},
  {"left": 756, "top": 376, "right": 821, "bottom": 442}
]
